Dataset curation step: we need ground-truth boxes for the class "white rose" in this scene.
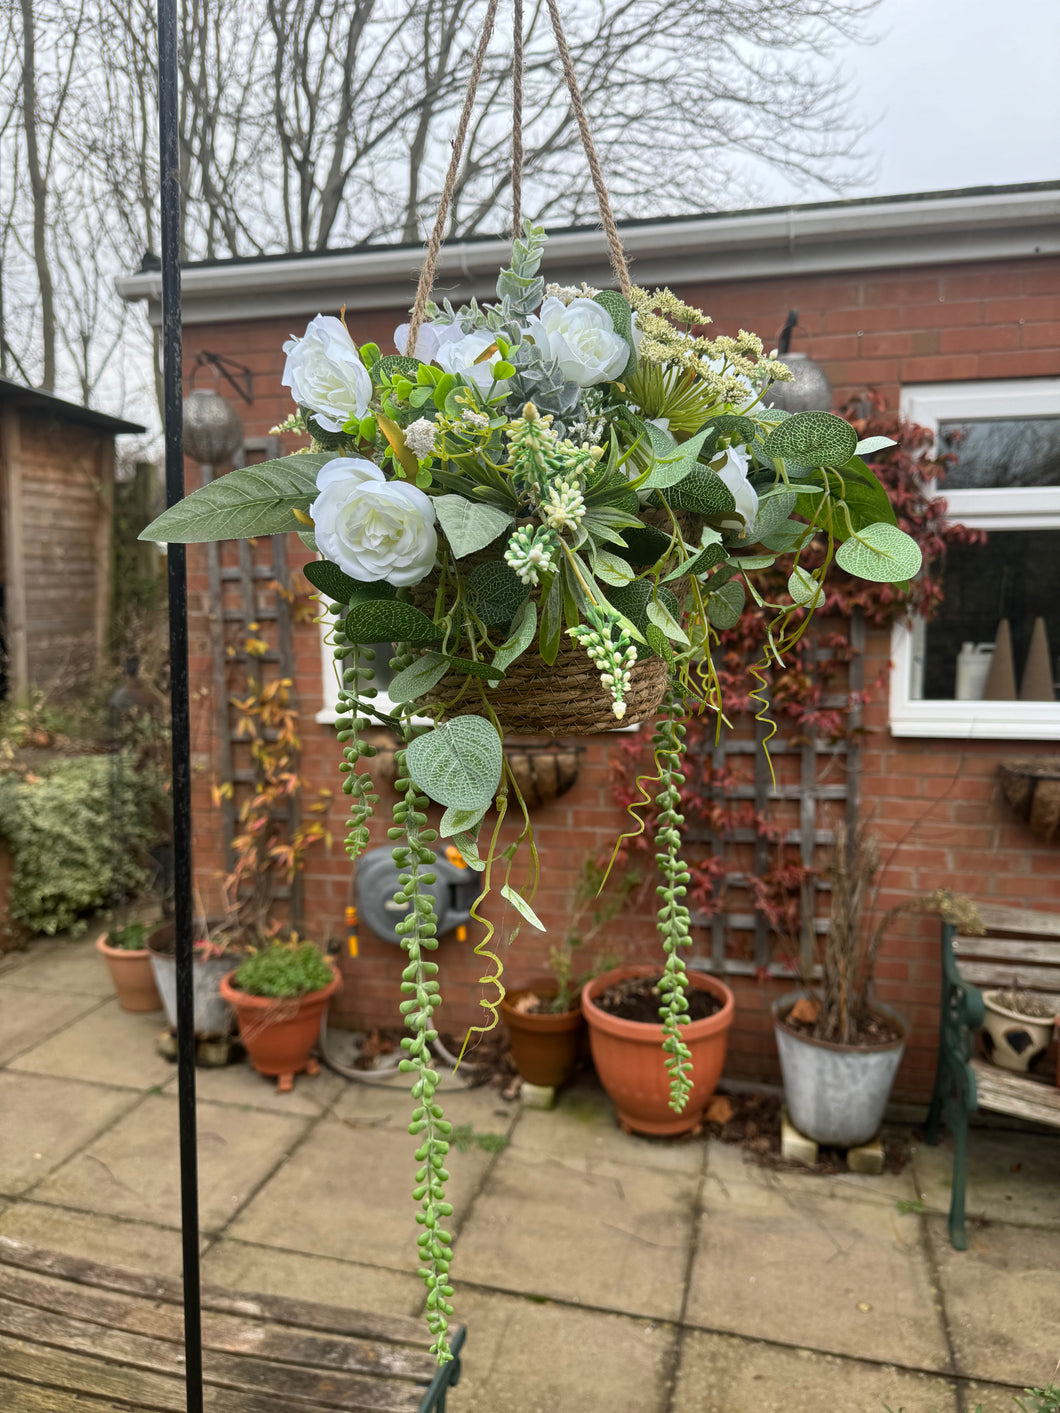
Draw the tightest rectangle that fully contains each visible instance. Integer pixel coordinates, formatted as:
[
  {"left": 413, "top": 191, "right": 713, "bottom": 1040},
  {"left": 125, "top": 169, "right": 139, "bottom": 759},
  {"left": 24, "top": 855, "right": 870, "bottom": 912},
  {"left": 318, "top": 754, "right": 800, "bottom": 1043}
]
[
  {"left": 282, "top": 315, "right": 373, "bottom": 434},
  {"left": 394, "top": 322, "right": 508, "bottom": 394},
  {"left": 393, "top": 320, "right": 463, "bottom": 365},
  {"left": 310, "top": 458, "right": 437, "bottom": 588},
  {"left": 525, "top": 296, "right": 629, "bottom": 387},
  {"left": 716, "top": 446, "right": 759, "bottom": 530}
]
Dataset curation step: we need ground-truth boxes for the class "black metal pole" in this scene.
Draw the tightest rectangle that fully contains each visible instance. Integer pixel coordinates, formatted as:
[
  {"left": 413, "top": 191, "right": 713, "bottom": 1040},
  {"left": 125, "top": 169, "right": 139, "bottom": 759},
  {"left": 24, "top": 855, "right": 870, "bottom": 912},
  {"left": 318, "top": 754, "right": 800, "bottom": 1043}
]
[{"left": 157, "top": 0, "right": 204, "bottom": 1408}]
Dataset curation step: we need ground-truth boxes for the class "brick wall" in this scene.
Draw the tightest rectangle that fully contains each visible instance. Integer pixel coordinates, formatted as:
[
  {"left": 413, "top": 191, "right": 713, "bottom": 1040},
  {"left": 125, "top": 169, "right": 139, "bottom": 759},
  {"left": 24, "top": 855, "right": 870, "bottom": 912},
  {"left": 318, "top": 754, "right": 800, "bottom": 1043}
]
[{"left": 180, "top": 250, "right": 1060, "bottom": 1102}]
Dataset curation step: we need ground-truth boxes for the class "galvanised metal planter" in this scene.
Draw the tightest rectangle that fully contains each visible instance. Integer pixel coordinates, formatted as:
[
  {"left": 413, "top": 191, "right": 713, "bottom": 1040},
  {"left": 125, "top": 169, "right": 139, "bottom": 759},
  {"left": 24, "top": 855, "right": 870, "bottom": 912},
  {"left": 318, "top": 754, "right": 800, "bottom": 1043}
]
[{"left": 773, "top": 992, "right": 908, "bottom": 1147}]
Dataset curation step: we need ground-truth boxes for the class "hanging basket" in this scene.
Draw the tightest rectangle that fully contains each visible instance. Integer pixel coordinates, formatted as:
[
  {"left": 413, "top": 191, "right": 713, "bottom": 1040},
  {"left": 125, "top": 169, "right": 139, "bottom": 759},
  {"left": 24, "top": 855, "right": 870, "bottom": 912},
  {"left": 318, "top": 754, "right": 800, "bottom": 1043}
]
[
  {"left": 998, "top": 757, "right": 1060, "bottom": 841},
  {"left": 437, "top": 633, "right": 667, "bottom": 736}
]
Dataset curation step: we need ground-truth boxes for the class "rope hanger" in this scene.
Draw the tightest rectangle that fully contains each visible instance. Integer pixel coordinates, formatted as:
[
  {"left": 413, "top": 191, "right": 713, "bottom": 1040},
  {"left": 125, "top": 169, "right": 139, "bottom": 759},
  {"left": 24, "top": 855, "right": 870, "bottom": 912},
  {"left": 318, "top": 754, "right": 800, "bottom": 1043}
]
[{"left": 406, "top": 0, "right": 631, "bottom": 355}]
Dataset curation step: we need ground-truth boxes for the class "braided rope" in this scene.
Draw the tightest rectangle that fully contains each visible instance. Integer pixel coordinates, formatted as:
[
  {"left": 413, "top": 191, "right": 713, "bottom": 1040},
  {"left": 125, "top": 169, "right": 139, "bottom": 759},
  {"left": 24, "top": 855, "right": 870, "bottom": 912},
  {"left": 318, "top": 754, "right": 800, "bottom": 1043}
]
[{"left": 511, "top": 0, "right": 525, "bottom": 237}]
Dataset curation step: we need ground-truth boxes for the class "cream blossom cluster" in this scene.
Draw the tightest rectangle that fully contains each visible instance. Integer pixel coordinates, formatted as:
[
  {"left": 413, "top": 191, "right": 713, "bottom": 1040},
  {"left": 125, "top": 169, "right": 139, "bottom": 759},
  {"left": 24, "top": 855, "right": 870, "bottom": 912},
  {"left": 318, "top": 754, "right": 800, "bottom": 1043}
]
[
  {"left": 569, "top": 604, "right": 638, "bottom": 719},
  {"left": 543, "top": 281, "right": 601, "bottom": 304},
  {"left": 541, "top": 478, "right": 586, "bottom": 534},
  {"left": 404, "top": 418, "right": 437, "bottom": 458},
  {"left": 504, "top": 524, "right": 558, "bottom": 586}
]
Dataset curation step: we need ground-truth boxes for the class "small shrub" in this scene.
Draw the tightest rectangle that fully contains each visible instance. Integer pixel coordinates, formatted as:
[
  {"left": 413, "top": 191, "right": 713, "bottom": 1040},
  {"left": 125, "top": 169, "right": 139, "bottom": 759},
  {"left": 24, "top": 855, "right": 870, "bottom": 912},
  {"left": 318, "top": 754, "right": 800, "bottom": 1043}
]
[
  {"left": 0, "top": 756, "right": 167, "bottom": 936},
  {"left": 109, "top": 922, "right": 150, "bottom": 951},
  {"left": 233, "top": 941, "right": 333, "bottom": 998}
]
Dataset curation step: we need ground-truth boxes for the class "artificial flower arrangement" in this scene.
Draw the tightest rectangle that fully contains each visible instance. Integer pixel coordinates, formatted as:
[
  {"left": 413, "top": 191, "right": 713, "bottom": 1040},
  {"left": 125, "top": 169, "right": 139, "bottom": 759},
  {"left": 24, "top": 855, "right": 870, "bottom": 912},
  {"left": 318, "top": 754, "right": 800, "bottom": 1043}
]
[{"left": 144, "top": 222, "right": 919, "bottom": 1359}]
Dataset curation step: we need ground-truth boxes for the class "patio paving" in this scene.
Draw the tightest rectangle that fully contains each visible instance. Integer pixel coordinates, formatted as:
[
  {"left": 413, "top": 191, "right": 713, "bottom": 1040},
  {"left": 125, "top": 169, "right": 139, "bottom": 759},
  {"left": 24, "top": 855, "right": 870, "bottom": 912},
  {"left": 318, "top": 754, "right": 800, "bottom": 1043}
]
[{"left": 2, "top": 928, "right": 1059, "bottom": 1411}]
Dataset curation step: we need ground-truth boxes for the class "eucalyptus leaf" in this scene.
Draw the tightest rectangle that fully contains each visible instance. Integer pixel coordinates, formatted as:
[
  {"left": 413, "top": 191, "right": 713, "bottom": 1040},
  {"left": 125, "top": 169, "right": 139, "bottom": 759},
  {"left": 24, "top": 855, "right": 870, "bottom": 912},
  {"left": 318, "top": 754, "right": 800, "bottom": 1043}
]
[
  {"left": 593, "top": 548, "right": 636, "bottom": 586},
  {"left": 835, "top": 522, "right": 922, "bottom": 583},
  {"left": 641, "top": 427, "right": 712, "bottom": 490},
  {"left": 387, "top": 653, "right": 450, "bottom": 704},
  {"left": 491, "top": 599, "right": 537, "bottom": 675},
  {"left": 761, "top": 520, "right": 812, "bottom": 554},
  {"left": 661, "top": 537, "right": 726, "bottom": 582},
  {"left": 452, "top": 830, "right": 486, "bottom": 870},
  {"left": 645, "top": 624, "right": 675, "bottom": 667},
  {"left": 434, "top": 495, "right": 514, "bottom": 558},
  {"left": 820, "top": 468, "right": 897, "bottom": 538},
  {"left": 788, "top": 566, "right": 825, "bottom": 607},
  {"left": 304, "top": 559, "right": 394, "bottom": 604},
  {"left": 706, "top": 577, "right": 746, "bottom": 629},
  {"left": 748, "top": 491, "right": 797, "bottom": 543},
  {"left": 405, "top": 715, "right": 503, "bottom": 811},
  {"left": 710, "top": 413, "right": 759, "bottom": 445},
  {"left": 141, "top": 453, "right": 331, "bottom": 542},
  {"left": 854, "top": 435, "right": 897, "bottom": 457},
  {"left": 342, "top": 599, "right": 442, "bottom": 646},
  {"left": 439, "top": 803, "right": 489, "bottom": 839},
  {"left": 646, "top": 597, "right": 690, "bottom": 645},
  {"left": 761, "top": 411, "right": 858, "bottom": 469}
]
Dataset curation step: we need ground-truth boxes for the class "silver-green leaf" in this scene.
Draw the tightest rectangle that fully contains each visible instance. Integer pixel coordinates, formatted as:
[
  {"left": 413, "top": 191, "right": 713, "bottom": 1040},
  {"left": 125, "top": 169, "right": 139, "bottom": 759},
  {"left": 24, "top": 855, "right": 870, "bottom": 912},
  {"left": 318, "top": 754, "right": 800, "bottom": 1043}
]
[
  {"left": 141, "top": 453, "right": 331, "bottom": 542},
  {"left": 405, "top": 715, "right": 503, "bottom": 811},
  {"left": 501, "top": 884, "right": 546, "bottom": 931},
  {"left": 434, "top": 495, "right": 514, "bottom": 558},
  {"left": 491, "top": 599, "right": 537, "bottom": 676},
  {"left": 387, "top": 653, "right": 451, "bottom": 703},
  {"left": 835, "top": 522, "right": 922, "bottom": 583}
]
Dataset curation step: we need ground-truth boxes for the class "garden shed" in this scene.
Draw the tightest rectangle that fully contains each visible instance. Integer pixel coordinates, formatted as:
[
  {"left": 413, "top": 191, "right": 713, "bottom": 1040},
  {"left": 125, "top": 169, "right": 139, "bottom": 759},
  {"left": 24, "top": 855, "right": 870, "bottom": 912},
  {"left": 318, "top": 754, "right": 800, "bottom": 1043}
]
[
  {"left": 118, "top": 179, "right": 1060, "bottom": 1102},
  {"left": 0, "top": 379, "right": 144, "bottom": 699}
]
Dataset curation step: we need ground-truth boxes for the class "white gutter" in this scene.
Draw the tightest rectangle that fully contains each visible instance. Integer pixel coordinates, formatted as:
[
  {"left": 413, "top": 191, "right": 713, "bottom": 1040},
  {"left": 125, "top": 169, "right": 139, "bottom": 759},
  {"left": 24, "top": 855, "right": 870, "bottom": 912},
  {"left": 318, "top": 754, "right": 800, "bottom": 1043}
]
[{"left": 117, "top": 185, "right": 1060, "bottom": 326}]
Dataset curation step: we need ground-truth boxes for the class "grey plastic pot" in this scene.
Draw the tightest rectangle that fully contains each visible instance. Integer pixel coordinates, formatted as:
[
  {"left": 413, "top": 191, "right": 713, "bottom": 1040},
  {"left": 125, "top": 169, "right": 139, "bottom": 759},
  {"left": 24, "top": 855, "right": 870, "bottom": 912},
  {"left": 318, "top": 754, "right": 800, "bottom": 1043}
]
[
  {"left": 148, "top": 923, "right": 235, "bottom": 1035},
  {"left": 773, "top": 992, "right": 908, "bottom": 1147}
]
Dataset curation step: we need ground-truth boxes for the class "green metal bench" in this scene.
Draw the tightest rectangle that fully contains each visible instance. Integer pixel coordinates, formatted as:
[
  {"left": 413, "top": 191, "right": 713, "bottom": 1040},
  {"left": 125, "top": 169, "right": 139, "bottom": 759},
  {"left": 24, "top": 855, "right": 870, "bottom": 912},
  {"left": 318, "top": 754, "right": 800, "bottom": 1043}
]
[{"left": 924, "top": 902, "right": 1060, "bottom": 1250}]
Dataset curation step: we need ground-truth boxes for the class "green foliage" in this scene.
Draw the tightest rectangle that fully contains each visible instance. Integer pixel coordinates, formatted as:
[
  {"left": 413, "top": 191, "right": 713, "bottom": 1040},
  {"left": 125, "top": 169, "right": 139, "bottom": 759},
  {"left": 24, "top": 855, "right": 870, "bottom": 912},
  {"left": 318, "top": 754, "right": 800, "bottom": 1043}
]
[
  {"left": 495, "top": 220, "right": 547, "bottom": 315},
  {"left": 141, "top": 453, "right": 330, "bottom": 542},
  {"left": 592, "top": 290, "right": 637, "bottom": 379},
  {"left": 0, "top": 756, "right": 168, "bottom": 936},
  {"left": 406, "top": 716, "right": 503, "bottom": 813},
  {"left": 449, "top": 1124, "right": 509, "bottom": 1155},
  {"left": 233, "top": 941, "right": 334, "bottom": 998},
  {"left": 433, "top": 495, "right": 513, "bottom": 557},
  {"left": 761, "top": 410, "right": 858, "bottom": 468},
  {"left": 341, "top": 599, "right": 442, "bottom": 646},
  {"left": 835, "top": 522, "right": 923, "bottom": 582},
  {"left": 109, "top": 921, "right": 150, "bottom": 951}
]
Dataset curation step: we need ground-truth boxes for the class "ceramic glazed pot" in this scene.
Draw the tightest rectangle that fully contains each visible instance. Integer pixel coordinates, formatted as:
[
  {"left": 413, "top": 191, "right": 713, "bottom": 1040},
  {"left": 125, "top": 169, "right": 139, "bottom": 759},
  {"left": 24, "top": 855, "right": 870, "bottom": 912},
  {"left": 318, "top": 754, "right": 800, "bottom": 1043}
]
[
  {"left": 148, "top": 922, "right": 234, "bottom": 1035},
  {"left": 981, "top": 991, "right": 1056, "bottom": 1073},
  {"left": 581, "top": 964, "right": 735, "bottom": 1136},
  {"left": 97, "top": 934, "right": 162, "bottom": 1013},
  {"left": 773, "top": 993, "right": 908, "bottom": 1147},
  {"left": 220, "top": 965, "right": 341, "bottom": 1091},
  {"left": 500, "top": 978, "right": 585, "bottom": 1088}
]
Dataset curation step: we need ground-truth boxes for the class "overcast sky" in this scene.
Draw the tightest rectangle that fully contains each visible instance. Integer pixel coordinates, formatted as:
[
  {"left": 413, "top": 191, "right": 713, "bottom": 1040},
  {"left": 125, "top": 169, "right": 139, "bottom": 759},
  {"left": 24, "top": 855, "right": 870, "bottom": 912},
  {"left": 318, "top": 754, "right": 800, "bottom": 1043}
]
[{"left": 764, "top": 0, "right": 1060, "bottom": 204}]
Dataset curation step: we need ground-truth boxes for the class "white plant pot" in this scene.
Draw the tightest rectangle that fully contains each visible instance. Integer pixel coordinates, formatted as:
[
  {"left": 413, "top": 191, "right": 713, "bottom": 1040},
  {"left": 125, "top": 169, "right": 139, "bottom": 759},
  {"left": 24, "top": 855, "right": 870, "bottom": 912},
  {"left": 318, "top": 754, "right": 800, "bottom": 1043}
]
[
  {"left": 981, "top": 991, "right": 1055, "bottom": 1073},
  {"left": 773, "top": 993, "right": 908, "bottom": 1148}
]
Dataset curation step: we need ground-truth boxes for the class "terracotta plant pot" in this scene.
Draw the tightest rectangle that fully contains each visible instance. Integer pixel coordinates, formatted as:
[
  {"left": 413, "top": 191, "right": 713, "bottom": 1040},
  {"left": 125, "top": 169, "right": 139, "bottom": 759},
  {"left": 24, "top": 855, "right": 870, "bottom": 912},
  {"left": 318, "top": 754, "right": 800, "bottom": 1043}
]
[
  {"left": 500, "top": 977, "right": 585, "bottom": 1088},
  {"left": 97, "top": 933, "right": 163, "bottom": 1013},
  {"left": 219, "top": 964, "right": 341, "bottom": 1092},
  {"left": 581, "top": 964, "right": 735, "bottom": 1136}
]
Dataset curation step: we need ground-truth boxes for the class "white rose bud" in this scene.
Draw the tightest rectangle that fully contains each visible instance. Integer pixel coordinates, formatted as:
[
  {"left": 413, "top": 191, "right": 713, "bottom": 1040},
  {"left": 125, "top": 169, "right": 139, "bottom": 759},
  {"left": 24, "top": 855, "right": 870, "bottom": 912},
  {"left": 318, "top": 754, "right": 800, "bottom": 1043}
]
[
  {"left": 525, "top": 296, "right": 629, "bottom": 387},
  {"left": 310, "top": 458, "right": 438, "bottom": 588},
  {"left": 715, "top": 445, "right": 759, "bottom": 531},
  {"left": 282, "top": 314, "right": 373, "bottom": 434}
]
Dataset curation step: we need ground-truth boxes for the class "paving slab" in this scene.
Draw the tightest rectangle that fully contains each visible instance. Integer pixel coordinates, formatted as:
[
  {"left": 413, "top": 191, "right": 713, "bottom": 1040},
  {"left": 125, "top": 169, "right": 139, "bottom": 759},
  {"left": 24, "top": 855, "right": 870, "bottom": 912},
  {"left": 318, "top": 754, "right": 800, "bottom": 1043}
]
[
  {"left": 0, "top": 1199, "right": 185, "bottom": 1277},
  {"left": 332, "top": 1075, "right": 516, "bottom": 1136},
  {"left": 0, "top": 985, "right": 104, "bottom": 1064},
  {"left": 32, "top": 1093, "right": 310, "bottom": 1232},
  {"left": 912, "top": 1130, "right": 1060, "bottom": 1229},
  {"left": 926, "top": 1216, "right": 1060, "bottom": 1386},
  {"left": 705, "top": 1133, "right": 920, "bottom": 1209},
  {"left": 509, "top": 1077, "right": 702, "bottom": 1177},
  {"left": 671, "top": 1330, "right": 959, "bottom": 1413},
  {"left": 963, "top": 1382, "right": 1055, "bottom": 1411},
  {"left": 188, "top": 1059, "right": 346, "bottom": 1117},
  {"left": 9, "top": 998, "right": 174, "bottom": 1090},
  {"left": 687, "top": 1161, "right": 949, "bottom": 1370},
  {"left": 0, "top": 1072, "right": 137, "bottom": 1196},
  {"left": 228, "top": 1113, "right": 494, "bottom": 1271},
  {"left": 2, "top": 936, "right": 119, "bottom": 998},
  {"left": 449, "top": 1286, "right": 676, "bottom": 1413},
  {"left": 455, "top": 1143, "right": 699, "bottom": 1321},
  {"left": 202, "top": 1238, "right": 424, "bottom": 1317}
]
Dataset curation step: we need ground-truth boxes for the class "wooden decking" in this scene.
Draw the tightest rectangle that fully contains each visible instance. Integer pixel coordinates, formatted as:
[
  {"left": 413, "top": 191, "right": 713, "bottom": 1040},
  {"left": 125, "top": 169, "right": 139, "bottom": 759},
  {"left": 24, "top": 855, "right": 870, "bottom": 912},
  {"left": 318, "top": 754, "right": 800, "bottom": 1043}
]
[{"left": 0, "top": 1237, "right": 463, "bottom": 1412}]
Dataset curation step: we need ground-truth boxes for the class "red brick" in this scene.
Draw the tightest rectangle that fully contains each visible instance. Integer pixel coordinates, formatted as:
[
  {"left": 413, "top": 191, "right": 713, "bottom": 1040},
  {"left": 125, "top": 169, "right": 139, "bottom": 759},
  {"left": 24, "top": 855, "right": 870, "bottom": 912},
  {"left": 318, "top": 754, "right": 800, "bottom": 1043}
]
[
  {"left": 978, "top": 350, "right": 1060, "bottom": 378},
  {"left": 1021, "top": 321, "right": 1060, "bottom": 349},
  {"left": 899, "top": 354, "right": 979, "bottom": 382},
  {"left": 901, "top": 301, "right": 984, "bottom": 329},
  {"left": 939, "top": 325, "right": 1021, "bottom": 354},
  {"left": 944, "top": 271, "right": 1025, "bottom": 300}
]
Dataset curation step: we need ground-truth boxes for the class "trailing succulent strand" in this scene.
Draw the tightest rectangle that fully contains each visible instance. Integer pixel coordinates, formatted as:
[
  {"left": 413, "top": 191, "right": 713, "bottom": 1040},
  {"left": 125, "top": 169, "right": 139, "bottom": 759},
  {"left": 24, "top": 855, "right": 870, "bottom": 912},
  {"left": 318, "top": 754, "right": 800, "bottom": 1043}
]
[
  {"left": 332, "top": 630, "right": 379, "bottom": 863},
  {"left": 651, "top": 691, "right": 694, "bottom": 1112},
  {"left": 389, "top": 743, "right": 455, "bottom": 1363},
  {"left": 569, "top": 602, "right": 637, "bottom": 719}
]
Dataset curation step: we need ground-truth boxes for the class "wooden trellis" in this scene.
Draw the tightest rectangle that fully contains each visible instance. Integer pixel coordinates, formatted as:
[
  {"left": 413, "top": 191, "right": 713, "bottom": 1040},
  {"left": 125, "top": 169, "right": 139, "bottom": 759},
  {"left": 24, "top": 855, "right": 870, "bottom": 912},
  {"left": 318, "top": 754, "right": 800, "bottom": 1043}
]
[
  {"left": 202, "top": 435, "right": 302, "bottom": 929},
  {"left": 685, "top": 612, "right": 865, "bottom": 978}
]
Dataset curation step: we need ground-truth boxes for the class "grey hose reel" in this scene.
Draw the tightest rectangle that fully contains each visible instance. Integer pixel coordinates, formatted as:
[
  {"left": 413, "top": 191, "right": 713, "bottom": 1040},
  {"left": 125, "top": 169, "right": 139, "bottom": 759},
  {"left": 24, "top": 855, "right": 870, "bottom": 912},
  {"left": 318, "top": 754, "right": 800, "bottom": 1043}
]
[{"left": 355, "top": 845, "right": 477, "bottom": 945}]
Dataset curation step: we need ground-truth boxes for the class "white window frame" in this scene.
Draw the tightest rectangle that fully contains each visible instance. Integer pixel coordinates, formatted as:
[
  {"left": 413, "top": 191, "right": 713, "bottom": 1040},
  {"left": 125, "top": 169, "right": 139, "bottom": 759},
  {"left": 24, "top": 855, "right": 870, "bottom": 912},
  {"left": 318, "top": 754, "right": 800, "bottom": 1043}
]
[{"left": 889, "top": 378, "right": 1060, "bottom": 740}]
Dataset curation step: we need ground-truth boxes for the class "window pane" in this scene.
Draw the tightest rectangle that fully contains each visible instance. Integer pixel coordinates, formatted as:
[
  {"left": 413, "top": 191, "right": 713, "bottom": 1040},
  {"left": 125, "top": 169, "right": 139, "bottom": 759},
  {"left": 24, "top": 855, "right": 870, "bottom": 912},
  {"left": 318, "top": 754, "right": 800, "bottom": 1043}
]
[
  {"left": 362, "top": 642, "right": 396, "bottom": 695},
  {"left": 920, "top": 530, "right": 1060, "bottom": 700},
  {"left": 938, "top": 417, "right": 1060, "bottom": 489}
]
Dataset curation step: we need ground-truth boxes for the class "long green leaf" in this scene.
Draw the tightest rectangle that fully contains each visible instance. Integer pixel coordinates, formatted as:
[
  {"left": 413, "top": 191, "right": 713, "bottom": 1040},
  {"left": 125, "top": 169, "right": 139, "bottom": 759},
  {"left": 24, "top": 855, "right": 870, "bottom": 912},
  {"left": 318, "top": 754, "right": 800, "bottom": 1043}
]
[{"left": 141, "top": 453, "right": 332, "bottom": 542}]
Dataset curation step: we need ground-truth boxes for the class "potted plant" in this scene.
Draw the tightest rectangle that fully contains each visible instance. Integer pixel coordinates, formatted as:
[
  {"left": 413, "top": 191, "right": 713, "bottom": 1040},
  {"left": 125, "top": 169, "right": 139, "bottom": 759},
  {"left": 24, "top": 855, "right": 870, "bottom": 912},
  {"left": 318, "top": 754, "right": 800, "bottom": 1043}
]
[
  {"left": 97, "top": 921, "right": 162, "bottom": 1012},
  {"left": 773, "top": 822, "right": 909, "bottom": 1148},
  {"left": 148, "top": 919, "right": 242, "bottom": 1035},
  {"left": 500, "top": 857, "right": 637, "bottom": 1089},
  {"left": 219, "top": 939, "right": 341, "bottom": 1092},
  {"left": 144, "top": 226, "right": 917, "bottom": 1358},
  {"left": 981, "top": 988, "right": 1057, "bottom": 1073}
]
